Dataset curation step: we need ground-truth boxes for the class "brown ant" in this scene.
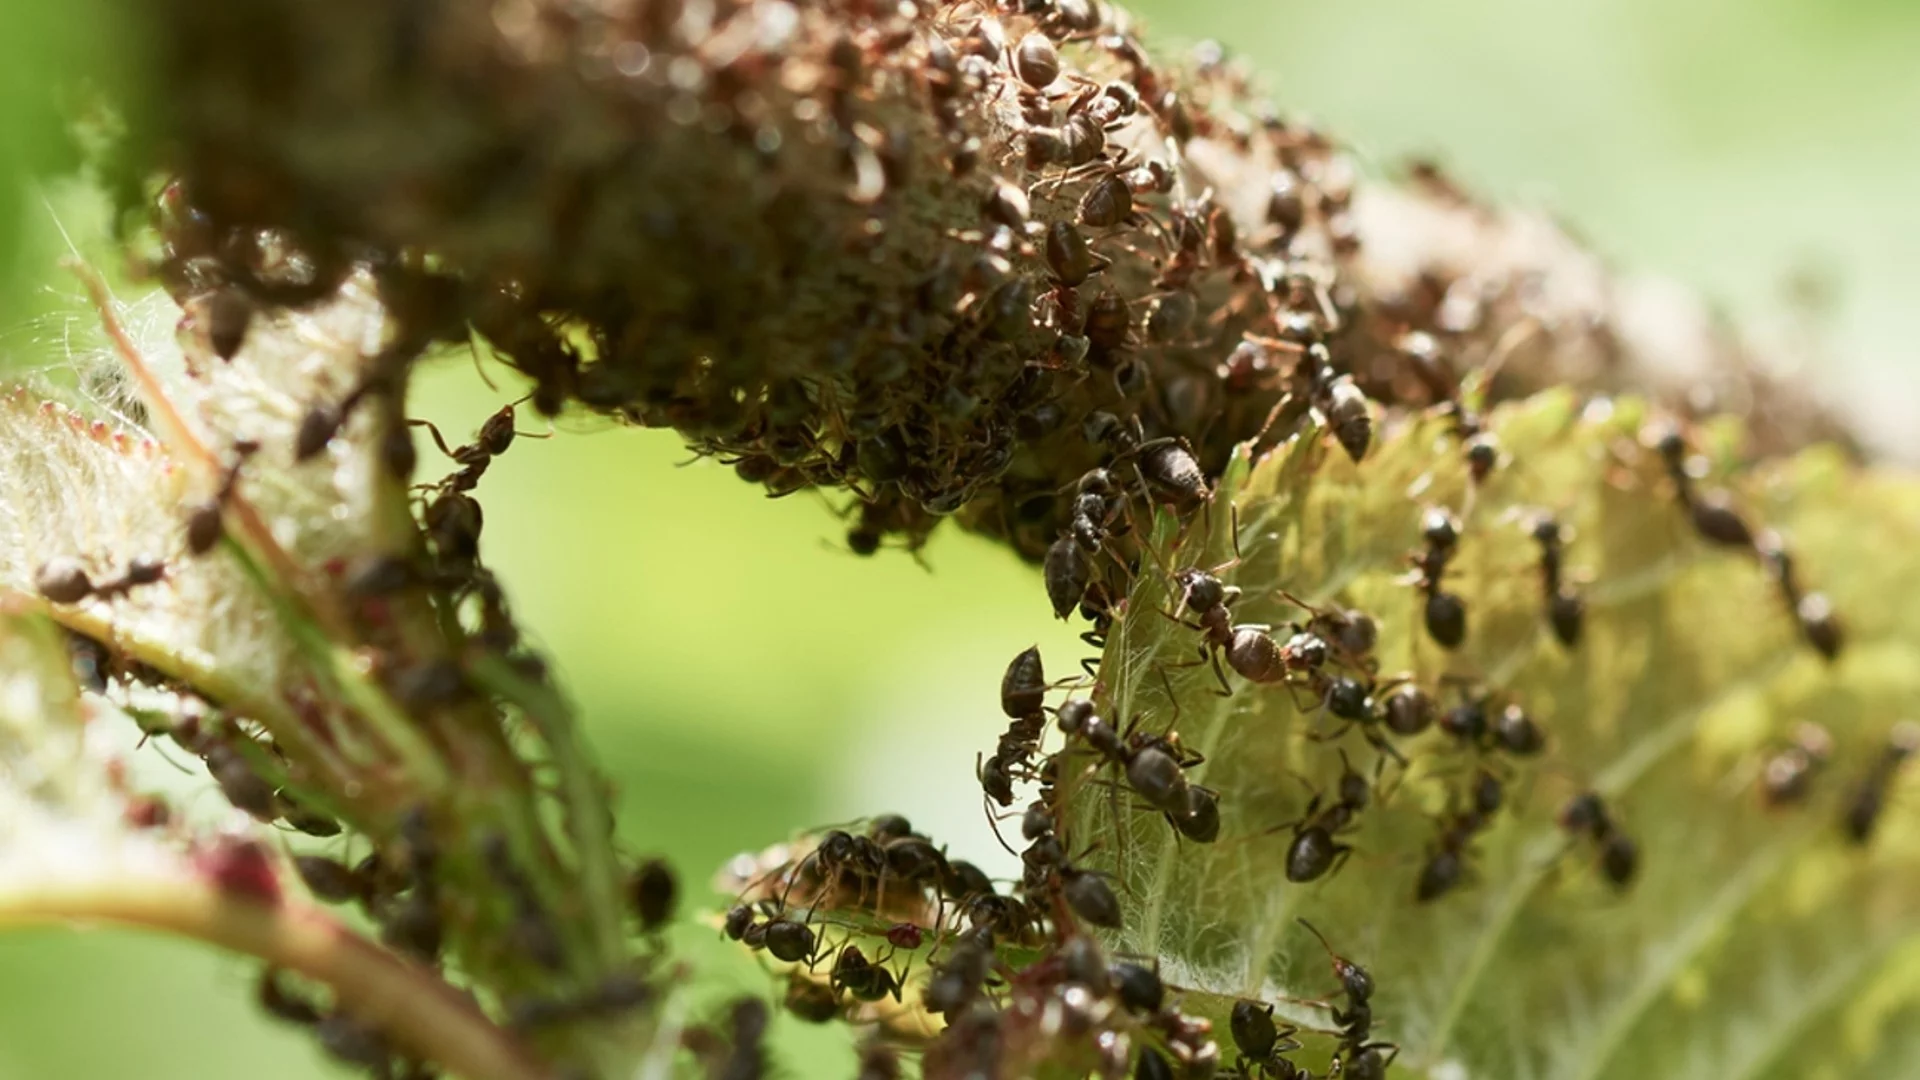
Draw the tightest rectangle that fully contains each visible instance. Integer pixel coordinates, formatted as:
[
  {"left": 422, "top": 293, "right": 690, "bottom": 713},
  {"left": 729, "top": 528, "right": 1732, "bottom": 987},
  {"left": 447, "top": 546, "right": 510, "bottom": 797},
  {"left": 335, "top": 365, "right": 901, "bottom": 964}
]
[
  {"left": 34, "top": 554, "right": 167, "bottom": 605},
  {"left": 411, "top": 398, "right": 544, "bottom": 495},
  {"left": 1841, "top": 722, "right": 1920, "bottom": 844},
  {"left": 1408, "top": 508, "right": 1467, "bottom": 648},
  {"left": 183, "top": 438, "right": 261, "bottom": 555}
]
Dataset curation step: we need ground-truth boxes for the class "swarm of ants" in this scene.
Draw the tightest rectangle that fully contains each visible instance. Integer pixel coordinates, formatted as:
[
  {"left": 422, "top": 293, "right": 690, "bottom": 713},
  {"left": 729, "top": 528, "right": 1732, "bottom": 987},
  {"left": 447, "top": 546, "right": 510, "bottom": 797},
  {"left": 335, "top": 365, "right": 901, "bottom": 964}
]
[{"left": 12, "top": 0, "right": 1904, "bottom": 1075}]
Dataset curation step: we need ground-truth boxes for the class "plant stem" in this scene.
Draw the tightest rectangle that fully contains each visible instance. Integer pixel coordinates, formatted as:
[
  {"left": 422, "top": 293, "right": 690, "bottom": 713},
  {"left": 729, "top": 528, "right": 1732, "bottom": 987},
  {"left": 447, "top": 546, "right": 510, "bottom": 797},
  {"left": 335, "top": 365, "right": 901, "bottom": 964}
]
[{"left": 0, "top": 873, "right": 551, "bottom": 1080}]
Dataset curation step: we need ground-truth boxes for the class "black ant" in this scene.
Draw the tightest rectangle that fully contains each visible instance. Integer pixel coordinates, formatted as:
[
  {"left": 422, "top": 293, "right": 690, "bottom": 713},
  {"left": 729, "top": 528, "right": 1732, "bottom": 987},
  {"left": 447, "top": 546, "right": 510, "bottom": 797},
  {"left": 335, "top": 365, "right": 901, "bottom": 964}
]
[
  {"left": 34, "top": 554, "right": 167, "bottom": 605},
  {"left": 1758, "top": 722, "right": 1832, "bottom": 808},
  {"left": 1019, "top": 827, "right": 1123, "bottom": 928},
  {"left": 1414, "top": 770, "right": 1504, "bottom": 902},
  {"left": 1409, "top": 508, "right": 1467, "bottom": 648},
  {"left": 1057, "top": 699, "right": 1217, "bottom": 842},
  {"left": 627, "top": 857, "right": 677, "bottom": 932},
  {"left": 980, "top": 645, "right": 1051, "bottom": 806},
  {"left": 830, "top": 944, "right": 904, "bottom": 1003},
  {"left": 1529, "top": 514, "right": 1584, "bottom": 648},
  {"left": 1262, "top": 763, "right": 1366, "bottom": 884},
  {"left": 1757, "top": 531, "right": 1843, "bottom": 661},
  {"left": 1297, "top": 919, "right": 1396, "bottom": 1079},
  {"left": 1044, "top": 467, "right": 1129, "bottom": 623},
  {"left": 1841, "top": 722, "right": 1920, "bottom": 845},
  {"left": 1228, "top": 999, "right": 1306, "bottom": 1079},
  {"left": 1086, "top": 410, "right": 1211, "bottom": 513},
  {"left": 1651, "top": 424, "right": 1755, "bottom": 551},
  {"left": 1558, "top": 791, "right": 1638, "bottom": 889}
]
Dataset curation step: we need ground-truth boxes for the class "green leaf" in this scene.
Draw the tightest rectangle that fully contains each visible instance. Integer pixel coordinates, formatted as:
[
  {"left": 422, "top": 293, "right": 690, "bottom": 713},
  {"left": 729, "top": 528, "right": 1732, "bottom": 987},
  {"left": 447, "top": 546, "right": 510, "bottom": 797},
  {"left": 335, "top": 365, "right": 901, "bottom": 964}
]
[{"left": 1069, "top": 390, "right": 1920, "bottom": 1077}]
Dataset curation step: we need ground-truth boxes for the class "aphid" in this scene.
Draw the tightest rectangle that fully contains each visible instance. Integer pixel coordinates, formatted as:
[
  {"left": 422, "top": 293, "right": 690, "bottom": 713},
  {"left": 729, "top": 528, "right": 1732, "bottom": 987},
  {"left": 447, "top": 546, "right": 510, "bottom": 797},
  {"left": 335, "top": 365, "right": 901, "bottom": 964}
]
[
  {"left": 1410, "top": 508, "right": 1467, "bottom": 648},
  {"left": 194, "top": 835, "right": 281, "bottom": 903},
  {"left": 627, "top": 858, "right": 677, "bottom": 931},
  {"left": 1841, "top": 722, "right": 1920, "bottom": 844},
  {"left": 1380, "top": 684, "right": 1434, "bottom": 736}
]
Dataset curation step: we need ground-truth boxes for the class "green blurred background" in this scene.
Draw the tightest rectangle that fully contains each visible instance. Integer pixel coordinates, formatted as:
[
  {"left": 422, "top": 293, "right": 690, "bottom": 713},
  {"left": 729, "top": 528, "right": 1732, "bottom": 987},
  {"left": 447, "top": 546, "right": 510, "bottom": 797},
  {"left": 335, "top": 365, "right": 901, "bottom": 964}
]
[{"left": 0, "top": 0, "right": 1916, "bottom": 1076}]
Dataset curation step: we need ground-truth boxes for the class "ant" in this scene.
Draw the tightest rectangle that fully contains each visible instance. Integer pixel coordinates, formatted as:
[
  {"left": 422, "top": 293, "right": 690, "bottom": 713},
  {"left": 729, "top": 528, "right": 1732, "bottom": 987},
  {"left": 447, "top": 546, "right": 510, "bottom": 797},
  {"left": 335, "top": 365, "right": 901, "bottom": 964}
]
[
  {"left": 1044, "top": 467, "right": 1130, "bottom": 623},
  {"left": 1019, "top": 826, "right": 1123, "bottom": 928},
  {"left": 1086, "top": 410, "right": 1211, "bottom": 514},
  {"left": 411, "top": 398, "right": 543, "bottom": 495},
  {"left": 980, "top": 645, "right": 1051, "bottom": 806},
  {"left": 1651, "top": 424, "right": 1756, "bottom": 551},
  {"left": 1228, "top": 999, "right": 1306, "bottom": 1079},
  {"left": 1297, "top": 919, "right": 1397, "bottom": 1079},
  {"left": 34, "top": 554, "right": 167, "bottom": 605},
  {"left": 1260, "top": 760, "right": 1367, "bottom": 884},
  {"left": 627, "top": 857, "right": 677, "bottom": 932},
  {"left": 1057, "top": 699, "right": 1217, "bottom": 843},
  {"left": 830, "top": 944, "right": 904, "bottom": 1003},
  {"left": 1408, "top": 508, "right": 1467, "bottom": 649},
  {"left": 1415, "top": 770, "right": 1504, "bottom": 902},
  {"left": 1758, "top": 722, "right": 1832, "bottom": 808},
  {"left": 1558, "top": 791, "right": 1638, "bottom": 889},
  {"left": 1841, "top": 722, "right": 1920, "bottom": 845},
  {"left": 1530, "top": 514, "right": 1584, "bottom": 648},
  {"left": 1038, "top": 220, "right": 1109, "bottom": 332},
  {"left": 184, "top": 438, "right": 261, "bottom": 555},
  {"left": 1757, "top": 531, "right": 1843, "bottom": 661}
]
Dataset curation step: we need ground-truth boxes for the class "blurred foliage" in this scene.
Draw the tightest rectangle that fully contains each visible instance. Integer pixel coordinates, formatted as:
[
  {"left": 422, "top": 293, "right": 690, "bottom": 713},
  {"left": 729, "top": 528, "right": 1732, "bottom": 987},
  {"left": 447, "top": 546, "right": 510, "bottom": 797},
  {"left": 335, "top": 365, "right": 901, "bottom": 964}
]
[{"left": 0, "top": 0, "right": 1914, "bottom": 1077}]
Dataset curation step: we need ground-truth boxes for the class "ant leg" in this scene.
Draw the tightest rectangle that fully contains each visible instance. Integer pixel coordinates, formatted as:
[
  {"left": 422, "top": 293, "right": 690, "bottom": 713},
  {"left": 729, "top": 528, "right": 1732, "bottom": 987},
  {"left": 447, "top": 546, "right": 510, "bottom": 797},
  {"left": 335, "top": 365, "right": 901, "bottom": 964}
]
[
  {"left": 407, "top": 418, "right": 457, "bottom": 459},
  {"left": 1209, "top": 649, "right": 1233, "bottom": 697}
]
